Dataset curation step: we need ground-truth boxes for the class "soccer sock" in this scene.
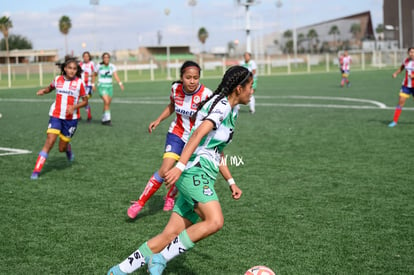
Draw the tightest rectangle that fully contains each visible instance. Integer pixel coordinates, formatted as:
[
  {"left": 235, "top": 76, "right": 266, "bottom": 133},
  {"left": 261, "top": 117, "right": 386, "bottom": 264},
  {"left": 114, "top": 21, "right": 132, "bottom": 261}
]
[
  {"left": 249, "top": 95, "right": 255, "bottom": 112},
  {"left": 138, "top": 171, "right": 164, "bottom": 206},
  {"left": 166, "top": 184, "right": 178, "bottom": 199},
  {"left": 33, "top": 151, "right": 48, "bottom": 173},
  {"left": 66, "top": 143, "right": 72, "bottom": 160},
  {"left": 85, "top": 105, "right": 92, "bottom": 119},
  {"left": 160, "top": 230, "right": 195, "bottom": 262},
  {"left": 105, "top": 110, "right": 111, "bottom": 121},
  {"left": 118, "top": 242, "right": 153, "bottom": 273},
  {"left": 393, "top": 105, "right": 402, "bottom": 123},
  {"left": 341, "top": 78, "right": 345, "bottom": 86}
]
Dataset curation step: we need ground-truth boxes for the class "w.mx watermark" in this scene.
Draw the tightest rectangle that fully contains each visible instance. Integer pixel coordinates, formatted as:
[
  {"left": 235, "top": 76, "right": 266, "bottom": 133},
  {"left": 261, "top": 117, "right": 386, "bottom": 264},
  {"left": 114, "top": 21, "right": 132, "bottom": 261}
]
[{"left": 220, "top": 155, "right": 244, "bottom": 167}]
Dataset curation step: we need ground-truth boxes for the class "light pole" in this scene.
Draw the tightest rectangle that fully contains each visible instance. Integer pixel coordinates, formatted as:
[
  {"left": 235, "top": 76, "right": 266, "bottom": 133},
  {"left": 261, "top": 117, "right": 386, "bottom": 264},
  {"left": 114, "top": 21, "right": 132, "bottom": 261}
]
[
  {"left": 188, "top": 0, "right": 197, "bottom": 52},
  {"left": 89, "top": 0, "right": 99, "bottom": 54},
  {"left": 237, "top": 0, "right": 260, "bottom": 53},
  {"left": 164, "top": 8, "right": 171, "bottom": 80}
]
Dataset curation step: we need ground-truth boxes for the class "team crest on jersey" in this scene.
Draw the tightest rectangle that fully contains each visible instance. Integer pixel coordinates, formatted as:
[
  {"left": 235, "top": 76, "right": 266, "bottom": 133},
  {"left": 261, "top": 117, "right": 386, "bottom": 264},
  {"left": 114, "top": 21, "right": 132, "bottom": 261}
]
[
  {"left": 203, "top": 186, "right": 214, "bottom": 196},
  {"left": 193, "top": 95, "right": 200, "bottom": 104},
  {"left": 165, "top": 144, "right": 172, "bottom": 152}
]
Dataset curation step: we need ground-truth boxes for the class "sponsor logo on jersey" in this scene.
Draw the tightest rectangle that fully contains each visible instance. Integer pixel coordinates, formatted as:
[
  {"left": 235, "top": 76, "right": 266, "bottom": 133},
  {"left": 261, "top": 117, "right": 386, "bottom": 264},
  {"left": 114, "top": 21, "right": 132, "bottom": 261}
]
[
  {"left": 175, "top": 107, "right": 195, "bottom": 117},
  {"left": 165, "top": 144, "right": 172, "bottom": 152}
]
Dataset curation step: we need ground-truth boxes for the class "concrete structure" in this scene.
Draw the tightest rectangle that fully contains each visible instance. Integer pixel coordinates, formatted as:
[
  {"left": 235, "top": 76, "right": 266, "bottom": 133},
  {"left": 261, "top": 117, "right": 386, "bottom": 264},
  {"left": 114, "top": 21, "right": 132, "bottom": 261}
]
[{"left": 383, "top": 0, "right": 414, "bottom": 49}]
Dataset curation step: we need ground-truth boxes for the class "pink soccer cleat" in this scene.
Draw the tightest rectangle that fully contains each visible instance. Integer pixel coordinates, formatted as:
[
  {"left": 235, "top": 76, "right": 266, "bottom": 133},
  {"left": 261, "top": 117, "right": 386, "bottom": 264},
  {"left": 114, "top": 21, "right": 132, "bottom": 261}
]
[
  {"left": 127, "top": 201, "right": 143, "bottom": 219},
  {"left": 163, "top": 196, "right": 175, "bottom": 211}
]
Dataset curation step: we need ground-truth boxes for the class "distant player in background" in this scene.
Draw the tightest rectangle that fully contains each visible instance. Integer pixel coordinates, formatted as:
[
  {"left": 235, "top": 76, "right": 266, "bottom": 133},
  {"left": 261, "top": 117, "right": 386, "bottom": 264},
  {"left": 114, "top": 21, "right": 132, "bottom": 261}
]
[
  {"left": 340, "top": 50, "right": 351, "bottom": 87},
  {"left": 107, "top": 65, "right": 250, "bottom": 275},
  {"left": 30, "top": 58, "right": 88, "bottom": 180},
  {"left": 79, "top": 51, "right": 95, "bottom": 121},
  {"left": 127, "top": 61, "right": 237, "bottom": 219},
  {"left": 388, "top": 47, "right": 414, "bottom": 128},
  {"left": 92, "top": 52, "right": 124, "bottom": 126},
  {"left": 240, "top": 52, "right": 257, "bottom": 114}
]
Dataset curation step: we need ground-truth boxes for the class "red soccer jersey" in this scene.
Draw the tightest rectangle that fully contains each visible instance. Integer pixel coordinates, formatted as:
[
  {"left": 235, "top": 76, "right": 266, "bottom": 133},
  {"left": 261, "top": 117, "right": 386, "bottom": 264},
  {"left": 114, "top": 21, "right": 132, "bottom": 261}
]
[
  {"left": 48, "top": 75, "right": 86, "bottom": 120},
  {"left": 79, "top": 61, "right": 95, "bottom": 86},
  {"left": 401, "top": 58, "right": 414, "bottom": 88},
  {"left": 341, "top": 55, "right": 351, "bottom": 71},
  {"left": 168, "top": 83, "right": 212, "bottom": 142}
]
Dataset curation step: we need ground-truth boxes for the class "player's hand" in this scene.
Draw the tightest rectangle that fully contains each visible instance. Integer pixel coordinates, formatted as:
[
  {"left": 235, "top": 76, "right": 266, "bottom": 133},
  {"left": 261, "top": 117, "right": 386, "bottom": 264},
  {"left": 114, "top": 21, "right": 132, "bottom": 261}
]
[
  {"left": 148, "top": 120, "right": 160, "bottom": 133},
  {"left": 66, "top": 105, "right": 75, "bottom": 115},
  {"left": 164, "top": 167, "right": 182, "bottom": 188},
  {"left": 230, "top": 184, "right": 242, "bottom": 200},
  {"left": 392, "top": 73, "right": 398, "bottom": 78},
  {"left": 36, "top": 89, "right": 46, "bottom": 96},
  {"left": 92, "top": 85, "right": 96, "bottom": 92}
]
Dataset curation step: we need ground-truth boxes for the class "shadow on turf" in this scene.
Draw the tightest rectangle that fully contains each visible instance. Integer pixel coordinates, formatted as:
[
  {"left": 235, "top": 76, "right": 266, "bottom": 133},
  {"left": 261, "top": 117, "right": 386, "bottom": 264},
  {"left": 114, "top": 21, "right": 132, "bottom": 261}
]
[
  {"left": 126, "top": 194, "right": 167, "bottom": 222},
  {"left": 34, "top": 156, "right": 74, "bottom": 178}
]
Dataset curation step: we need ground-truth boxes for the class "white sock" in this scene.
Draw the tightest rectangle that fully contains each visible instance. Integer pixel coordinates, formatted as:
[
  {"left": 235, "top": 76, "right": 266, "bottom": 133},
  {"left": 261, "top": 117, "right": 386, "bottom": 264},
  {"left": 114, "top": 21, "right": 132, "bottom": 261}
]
[
  {"left": 249, "top": 95, "right": 255, "bottom": 112},
  {"left": 160, "top": 230, "right": 195, "bottom": 262},
  {"left": 118, "top": 242, "right": 152, "bottom": 273}
]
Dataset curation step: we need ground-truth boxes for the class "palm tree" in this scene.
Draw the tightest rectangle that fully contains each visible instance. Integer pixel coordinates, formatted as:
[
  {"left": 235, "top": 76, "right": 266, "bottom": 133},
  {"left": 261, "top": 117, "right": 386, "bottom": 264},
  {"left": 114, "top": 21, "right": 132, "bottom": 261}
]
[
  {"left": 197, "top": 27, "right": 208, "bottom": 52},
  {"left": 59, "top": 15, "right": 72, "bottom": 55},
  {"left": 0, "top": 16, "right": 13, "bottom": 64},
  {"left": 350, "top": 23, "right": 361, "bottom": 46},
  {"left": 307, "top": 29, "right": 318, "bottom": 53},
  {"left": 328, "top": 25, "right": 340, "bottom": 49},
  {"left": 283, "top": 30, "right": 293, "bottom": 53},
  {"left": 297, "top": 33, "right": 305, "bottom": 52}
]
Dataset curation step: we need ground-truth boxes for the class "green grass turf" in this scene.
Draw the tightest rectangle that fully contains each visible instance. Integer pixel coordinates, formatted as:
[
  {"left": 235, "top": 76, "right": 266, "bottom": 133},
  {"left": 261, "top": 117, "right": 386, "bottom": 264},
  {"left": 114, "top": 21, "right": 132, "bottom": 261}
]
[{"left": 1, "top": 69, "right": 414, "bottom": 274}]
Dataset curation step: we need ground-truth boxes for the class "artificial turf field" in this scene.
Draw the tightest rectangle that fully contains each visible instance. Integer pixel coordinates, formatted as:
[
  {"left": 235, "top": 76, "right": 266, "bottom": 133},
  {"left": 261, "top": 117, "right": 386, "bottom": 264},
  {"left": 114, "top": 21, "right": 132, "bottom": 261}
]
[{"left": 1, "top": 69, "right": 413, "bottom": 274}]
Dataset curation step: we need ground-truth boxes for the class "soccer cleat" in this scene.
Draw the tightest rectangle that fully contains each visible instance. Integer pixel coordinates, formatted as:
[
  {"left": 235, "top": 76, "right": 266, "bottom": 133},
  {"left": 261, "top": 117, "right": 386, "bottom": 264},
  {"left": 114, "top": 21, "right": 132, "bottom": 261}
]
[
  {"left": 163, "top": 196, "right": 175, "bottom": 211},
  {"left": 66, "top": 151, "right": 74, "bottom": 162},
  {"left": 30, "top": 172, "right": 39, "bottom": 180},
  {"left": 145, "top": 254, "right": 167, "bottom": 275},
  {"left": 127, "top": 201, "right": 143, "bottom": 219},
  {"left": 102, "top": 120, "right": 112, "bottom": 126},
  {"left": 388, "top": 121, "right": 397, "bottom": 128},
  {"left": 347, "top": 82, "right": 351, "bottom": 87},
  {"left": 107, "top": 265, "right": 127, "bottom": 275}
]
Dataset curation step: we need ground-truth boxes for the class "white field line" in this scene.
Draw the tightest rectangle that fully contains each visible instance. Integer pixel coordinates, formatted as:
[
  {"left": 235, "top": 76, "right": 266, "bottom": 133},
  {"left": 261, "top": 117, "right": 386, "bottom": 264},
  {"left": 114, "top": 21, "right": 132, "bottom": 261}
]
[
  {"left": 1, "top": 96, "right": 414, "bottom": 111},
  {"left": 0, "top": 147, "right": 32, "bottom": 156}
]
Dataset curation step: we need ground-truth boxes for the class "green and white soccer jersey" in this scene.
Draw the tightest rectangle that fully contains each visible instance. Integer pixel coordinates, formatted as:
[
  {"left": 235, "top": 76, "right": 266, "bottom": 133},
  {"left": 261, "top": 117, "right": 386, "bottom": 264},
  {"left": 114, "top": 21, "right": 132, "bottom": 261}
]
[
  {"left": 96, "top": 63, "right": 117, "bottom": 97},
  {"left": 187, "top": 95, "right": 238, "bottom": 180},
  {"left": 241, "top": 60, "right": 257, "bottom": 89}
]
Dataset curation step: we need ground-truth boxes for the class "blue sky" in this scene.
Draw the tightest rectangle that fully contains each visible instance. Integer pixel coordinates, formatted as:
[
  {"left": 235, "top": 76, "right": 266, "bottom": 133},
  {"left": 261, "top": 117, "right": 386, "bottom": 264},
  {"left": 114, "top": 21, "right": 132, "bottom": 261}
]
[{"left": 2, "top": 0, "right": 383, "bottom": 57}]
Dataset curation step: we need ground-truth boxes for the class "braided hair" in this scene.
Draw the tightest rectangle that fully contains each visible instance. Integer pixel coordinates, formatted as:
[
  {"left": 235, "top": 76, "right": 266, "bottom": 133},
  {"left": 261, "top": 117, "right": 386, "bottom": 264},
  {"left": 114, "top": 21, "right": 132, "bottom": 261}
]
[
  {"left": 56, "top": 56, "right": 82, "bottom": 78},
  {"left": 171, "top": 60, "right": 201, "bottom": 85},
  {"left": 193, "top": 65, "right": 251, "bottom": 120}
]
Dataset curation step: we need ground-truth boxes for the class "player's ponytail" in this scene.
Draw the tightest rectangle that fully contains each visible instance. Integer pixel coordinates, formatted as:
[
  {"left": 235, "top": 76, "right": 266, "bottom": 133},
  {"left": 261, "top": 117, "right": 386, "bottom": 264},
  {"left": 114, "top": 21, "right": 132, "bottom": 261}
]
[{"left": 192, "top": 65, "right": 251, "bottom": 120}]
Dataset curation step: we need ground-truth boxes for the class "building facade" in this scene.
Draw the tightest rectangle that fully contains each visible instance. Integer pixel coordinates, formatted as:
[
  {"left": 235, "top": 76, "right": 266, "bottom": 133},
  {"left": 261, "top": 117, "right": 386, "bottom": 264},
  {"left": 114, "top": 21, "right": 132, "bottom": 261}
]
[{"left": 383, "top": 0, "right": 414, "bottom": 49}]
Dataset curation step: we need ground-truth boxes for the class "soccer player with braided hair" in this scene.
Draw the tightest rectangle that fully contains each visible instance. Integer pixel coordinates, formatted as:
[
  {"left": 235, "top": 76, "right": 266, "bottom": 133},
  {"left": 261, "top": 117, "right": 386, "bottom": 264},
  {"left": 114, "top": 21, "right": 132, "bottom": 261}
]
[
  {"left": 30, "top": 57, "right": 88, "bottom": 179},
  {"left": 108, "top": 65, "right": 253, "bottom": 275}
]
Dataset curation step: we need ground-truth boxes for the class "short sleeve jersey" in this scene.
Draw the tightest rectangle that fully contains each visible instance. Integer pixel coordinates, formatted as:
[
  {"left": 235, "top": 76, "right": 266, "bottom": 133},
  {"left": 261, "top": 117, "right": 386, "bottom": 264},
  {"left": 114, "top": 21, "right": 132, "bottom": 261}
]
[
  {"left": 401, "top": 58, "right": 414, "bottom": 88},
  {"left": 187, "top": 95, "right": 238, "bottom": 179},
  {"left": 48, "top": 75, "right": 86, "bottom": 120},
  {"left": 95, "top": 63, "right": 117, "bottom": 86},
  {"left": 79, "top": 61, "right": 95, "bottom": 86},
  {"left": 341, "top": 55, "right": 352, "bottom": 71},
  {"left": 168, "top": 83, "right": 212, "bottom": 142}
]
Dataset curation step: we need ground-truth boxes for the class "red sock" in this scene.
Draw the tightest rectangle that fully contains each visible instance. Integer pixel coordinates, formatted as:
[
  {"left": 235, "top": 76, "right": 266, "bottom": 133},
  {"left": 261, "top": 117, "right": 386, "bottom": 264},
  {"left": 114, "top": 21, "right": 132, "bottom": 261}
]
[
  {"left": 138, "top": 173, "right": 163, "bottom": 206},
  {"left": 166, "top": 184, "right": 178, "bottom": 199},
  {"left": 393, "top": 107, "right": 402, "bottom": 123},
  {"left": 33, "top": 151, "right": 48, "bottom": 173},
  {"left": 86, "top": 105, "right": 92, "bottom": 119}
]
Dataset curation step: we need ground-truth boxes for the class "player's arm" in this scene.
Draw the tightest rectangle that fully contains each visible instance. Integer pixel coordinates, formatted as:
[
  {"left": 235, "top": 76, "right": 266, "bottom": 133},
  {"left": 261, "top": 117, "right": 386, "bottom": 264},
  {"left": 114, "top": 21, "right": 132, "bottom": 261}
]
[
  {"left": 69, "top": 96, "right": 89, "bottom": 114},
  {"left": 164, "top": 120, "right": 214, "bottom": 187},
  {"left": 148, "top": 101, "right": 175, "bottom": 133},
  {"left": 393, "top": 65, "right": 405, "bottom": 78},
  {"left": 36, "top": 84, "right": 54, "bottom": 96},
  {"left": 113, "top": 72, "right": 124, "bottom": 91},
  {"left": 219, "top": 153, "right": 242, "bottom": 200}
]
